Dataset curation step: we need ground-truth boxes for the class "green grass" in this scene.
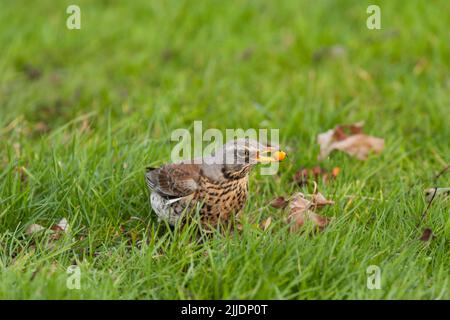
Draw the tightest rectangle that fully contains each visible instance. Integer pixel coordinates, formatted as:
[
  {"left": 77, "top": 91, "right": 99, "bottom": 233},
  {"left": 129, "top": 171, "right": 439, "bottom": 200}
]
[{"left": 0, "top": 0, "right": 449, "bottom": 299}]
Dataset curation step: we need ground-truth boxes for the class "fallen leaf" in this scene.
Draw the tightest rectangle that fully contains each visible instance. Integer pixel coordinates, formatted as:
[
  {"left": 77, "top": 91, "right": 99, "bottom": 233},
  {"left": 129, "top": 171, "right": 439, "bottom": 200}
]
[
  {"left": 419, "top": 228, "right": 433, "bottom": 241},
  {"left": 270, "top": 196, "right": 288, "bottom": 209},
  {"left": 424, "top": 187, "right": 450, "bottom": 202},
  {"left": 293, "top": 168, "right": 310, "bottom": 186},
  {"left": 289, "top": 209, "right": 329, "bottom": 232},
  {"left": 310, "top": 192, "right": 335, "bottom": 208},
  {"left": 288, "top": 192, "right": 332, "bottom": 232},
  {"left": 312, "top": 166, "right": 322, "bottom": 180},
  {"left": 289, "top": 193, "right": 311, "bottom": 212},
  {"left": 25, "top": 218, "right": 70, "bottom": 242},
  {"left": 318, "top": 122, "right": 384, "bottom": 160},
  {"left": 26, "top": 224, "right": 45, "bottom": 235},
  {"left": 51, "top": 218, "right": 69, "bottom": 232}
]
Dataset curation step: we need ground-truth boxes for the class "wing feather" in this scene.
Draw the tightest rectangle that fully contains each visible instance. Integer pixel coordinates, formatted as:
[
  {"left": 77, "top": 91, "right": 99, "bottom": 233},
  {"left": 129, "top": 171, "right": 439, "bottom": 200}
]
[{"left": 145, "top": 164, "right": 200, "bottom": 198}]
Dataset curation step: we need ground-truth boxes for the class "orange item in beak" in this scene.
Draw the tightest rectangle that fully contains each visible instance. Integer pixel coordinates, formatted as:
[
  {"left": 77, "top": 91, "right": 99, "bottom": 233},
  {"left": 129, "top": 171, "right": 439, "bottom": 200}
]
[{"left": 273, "top": 151, "right": 286, "bottom": 161}]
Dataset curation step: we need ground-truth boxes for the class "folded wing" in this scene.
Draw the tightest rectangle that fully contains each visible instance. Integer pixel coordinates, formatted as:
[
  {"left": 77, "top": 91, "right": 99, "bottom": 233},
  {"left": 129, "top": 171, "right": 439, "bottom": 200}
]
[{"left": 145, "top": 164, "right": 200, "bottom": 198}]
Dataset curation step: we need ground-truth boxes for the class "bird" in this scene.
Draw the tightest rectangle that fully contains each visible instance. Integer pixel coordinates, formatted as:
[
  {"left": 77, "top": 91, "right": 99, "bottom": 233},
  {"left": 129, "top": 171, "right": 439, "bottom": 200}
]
[{"left": 145, "top": 138, "right": 286, "bottom": 227}]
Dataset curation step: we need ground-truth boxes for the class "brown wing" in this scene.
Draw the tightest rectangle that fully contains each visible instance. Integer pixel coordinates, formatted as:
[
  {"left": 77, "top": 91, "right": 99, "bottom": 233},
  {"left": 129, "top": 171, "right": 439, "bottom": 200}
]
[{"left": 145, "top": 163, "right": 201, "bottom": 198}]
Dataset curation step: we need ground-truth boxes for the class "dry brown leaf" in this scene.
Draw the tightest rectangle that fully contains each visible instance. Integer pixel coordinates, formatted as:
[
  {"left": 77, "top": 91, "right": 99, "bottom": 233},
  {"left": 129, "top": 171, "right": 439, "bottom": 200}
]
[
  {"left": 26, "top": 224, "right": 45, "bottom": 235},
  {"left": 26, "top": 218, "right": 69, "bottom": 243},
  {"left": 310, "top": 192, "right": 335, "bottom": 208},
  {"left": 287, "top": 192, "right": 332, "bottom": 232},
  {"left": 270, "top": 196, "right": 288, "bottom": 209},
  {"left": 289, "top": 209, "right": 329, "bottom": 232},
  {"left": 424, "top": 187, "right": 450, "bottom": 202},
  {"left": 419, "top": 228, "right": 433, "bottom": 242},
  {"left": 293, "top": 168, "right": 310, "bottom": 186},
  {"left": 51, "top": 218, "right": 69, "bottom": 233},
  {"left": 289, "top": 193, "right": 311, "bottom": 212},
  {"left": 50, "top": 218, "right": 69, "bottom": 240},
  {"left": 318, "top": 122, "right": 384, "bottom": 160}
]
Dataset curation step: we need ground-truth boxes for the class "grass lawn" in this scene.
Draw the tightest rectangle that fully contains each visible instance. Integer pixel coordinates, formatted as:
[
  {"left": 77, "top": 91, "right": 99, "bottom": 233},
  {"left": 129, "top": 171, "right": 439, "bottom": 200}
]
[{"left": 0, "top": 0, "right": 449, "bottom": 299}]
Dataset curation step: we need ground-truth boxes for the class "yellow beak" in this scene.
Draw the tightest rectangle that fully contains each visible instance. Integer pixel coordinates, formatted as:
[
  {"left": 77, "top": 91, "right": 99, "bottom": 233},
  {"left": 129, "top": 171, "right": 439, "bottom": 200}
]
[{"left": 256, "top": 148, "right": 287, "bottom": 163}]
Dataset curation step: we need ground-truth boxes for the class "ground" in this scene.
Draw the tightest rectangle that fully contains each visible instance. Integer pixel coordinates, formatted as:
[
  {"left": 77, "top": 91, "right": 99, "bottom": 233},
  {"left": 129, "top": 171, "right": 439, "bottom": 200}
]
[{"left": 0, "top": 0, "right": 449, "bottom": 299}]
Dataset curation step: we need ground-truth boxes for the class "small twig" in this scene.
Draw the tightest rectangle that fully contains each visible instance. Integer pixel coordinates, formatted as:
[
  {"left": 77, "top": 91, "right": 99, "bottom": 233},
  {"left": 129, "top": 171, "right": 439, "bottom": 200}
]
[
  {"left": 434, "top": 165, "right": 449, "bottom": 181},
  {"left": 419, "top": 187, "right": 437, "bottom": 225}
]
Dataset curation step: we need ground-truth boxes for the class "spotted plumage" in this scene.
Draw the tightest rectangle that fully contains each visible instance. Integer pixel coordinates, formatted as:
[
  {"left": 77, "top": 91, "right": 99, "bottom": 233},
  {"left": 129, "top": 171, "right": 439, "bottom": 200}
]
[{"left": 145, "top": 138, "right": 285, "bottom": 227}]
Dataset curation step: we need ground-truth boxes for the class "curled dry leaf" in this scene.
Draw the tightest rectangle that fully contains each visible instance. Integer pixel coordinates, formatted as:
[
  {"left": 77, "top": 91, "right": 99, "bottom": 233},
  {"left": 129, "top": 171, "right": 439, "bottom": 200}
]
[
  {"left": 288, "top": 192, "right": 333, "bottom": 232},
  {"left": 51, "top": 218, "right": 69, "bottom": 232},
  {"left": 317, "top": 122, "right": 384, "bottom": 160},
  {"left": 26, "top": 224, "right": 45, "bottom": 235},
  {"left": 424, "top": 187, "right": 450, "bottom": 202},
  {"left": 310, "top": 192, "right": 335, "bottom": 208},
  {"left": 50, "top": 218, "right": 69, "bottom": 240},
  {"left": 289, "top": 193, "right": 311, "bottom": 212},
  {"left": 419, "top": 228, "right": 433, "bottom": 242},
  {"left": 26, "top": 218, "right": 69, "bottom": 243},
  {"left": 289, "top": 209, "right": 329, "bottom": 232},
  {"left": 270, "top": 196, "right": 288, "bottom": 209},
  {"left": 293, "top": 168, "right": 310, "bottom": 186}
]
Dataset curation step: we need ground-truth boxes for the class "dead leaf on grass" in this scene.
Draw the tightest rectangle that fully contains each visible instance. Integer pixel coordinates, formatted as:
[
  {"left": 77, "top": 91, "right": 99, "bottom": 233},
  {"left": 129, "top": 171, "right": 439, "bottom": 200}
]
[
  {"left": 289, "top": 209, "right": 330, "bottom": 232},
  {"left": 26, "top": 218, "right": 70, "bottom": 242},
  {"left": 317, "top": 122, "right": 384, "bottom": 160},
  {"left": 288, "top": 192, "right": 332, "bottom": 232},
  {"left": 419, "top": 228, "right": 433, "bottom": 242},
  {"left": 424, "top": 187, "right": 450, "bottom": 202},
  {"left": 310, "top": 192, "right": 335, "bottom": 208},
  {"left": 26, "top": 224, "right": 45, "bottom": 235},
  {"left": 270, "top": 196, "right": 288, "bottom": 209}
]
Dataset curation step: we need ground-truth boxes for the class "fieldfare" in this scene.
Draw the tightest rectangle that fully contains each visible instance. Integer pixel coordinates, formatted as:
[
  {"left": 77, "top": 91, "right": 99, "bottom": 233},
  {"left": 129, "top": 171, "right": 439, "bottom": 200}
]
[{"left": 146, "top": 138, "right": 286, "bottom": 226}]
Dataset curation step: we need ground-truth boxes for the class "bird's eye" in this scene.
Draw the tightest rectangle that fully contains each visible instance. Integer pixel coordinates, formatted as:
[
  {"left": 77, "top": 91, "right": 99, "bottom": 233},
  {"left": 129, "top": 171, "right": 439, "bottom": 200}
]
[{"left": 237, "top": 149, "right": 250, "bottom": 162}]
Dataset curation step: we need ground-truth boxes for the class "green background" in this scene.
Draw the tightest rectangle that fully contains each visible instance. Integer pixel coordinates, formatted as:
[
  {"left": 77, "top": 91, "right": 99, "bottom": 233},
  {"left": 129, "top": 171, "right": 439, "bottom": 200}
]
[{"left": 0, "top": 0, "right": 448, "bottom": 299}]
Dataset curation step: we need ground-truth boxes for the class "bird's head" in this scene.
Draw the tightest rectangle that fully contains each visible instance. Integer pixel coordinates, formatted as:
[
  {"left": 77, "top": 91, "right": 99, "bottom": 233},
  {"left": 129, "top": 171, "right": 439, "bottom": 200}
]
[{"left": 211, "top": 138, "right": 286, "bottom": 178}]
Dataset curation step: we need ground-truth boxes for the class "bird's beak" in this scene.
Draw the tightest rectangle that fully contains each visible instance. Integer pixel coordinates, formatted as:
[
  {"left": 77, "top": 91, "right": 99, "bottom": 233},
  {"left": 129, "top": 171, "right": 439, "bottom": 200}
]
[{"left": 256, "top": 147, "right": 287, "bottom": 163}]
